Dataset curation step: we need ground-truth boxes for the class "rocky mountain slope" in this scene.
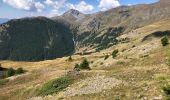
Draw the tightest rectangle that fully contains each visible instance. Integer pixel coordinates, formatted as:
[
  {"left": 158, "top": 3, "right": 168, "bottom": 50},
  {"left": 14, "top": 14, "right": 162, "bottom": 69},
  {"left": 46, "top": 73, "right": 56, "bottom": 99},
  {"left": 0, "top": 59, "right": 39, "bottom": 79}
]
[
  {"left": 53, "top": 0, "right": 170, "bottom": 52},
  {"left": 0, "top": 0, "right": 170, "bottom": 61},
  {"left": 0, "top": 18, "right": 170, "bottom": 100},
  {"left": 1, "top": 0, "right": 170, "bottom": 99}
]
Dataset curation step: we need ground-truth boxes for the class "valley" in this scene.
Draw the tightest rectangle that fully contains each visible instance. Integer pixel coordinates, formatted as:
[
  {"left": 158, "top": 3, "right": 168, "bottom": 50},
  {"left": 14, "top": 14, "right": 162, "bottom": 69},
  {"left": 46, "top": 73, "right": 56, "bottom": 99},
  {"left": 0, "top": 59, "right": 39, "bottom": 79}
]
[
  {"left": 0, "top": 0, "right": 170, "bottom": 100},
  {"left": 0, "top": 18, "right": 170, "bottom": 99}
]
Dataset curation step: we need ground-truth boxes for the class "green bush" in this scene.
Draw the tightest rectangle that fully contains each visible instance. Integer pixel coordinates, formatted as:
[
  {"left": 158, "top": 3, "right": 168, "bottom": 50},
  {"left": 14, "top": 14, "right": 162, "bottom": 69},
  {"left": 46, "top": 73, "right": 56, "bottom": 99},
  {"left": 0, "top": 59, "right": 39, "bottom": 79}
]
[
  {"left": 163, "top": 84, "right": 170, "bottom": 99},
  {"left": 79, "top": 59, "right": 91, "bottom": 70},
  {"left": 161, "top": 36, "right": 169, "bottom": 46},
  {"left": 112, "top": 49, "right": 119, "bottom": 58},
  {"left": 74, "top": 59, "right": 91, "bottom": 70},
  {"left": 5, "top": 67, "right": 25, "bottom": 78},
  {"left": 68, "top": 56, "right": 73, "bottom": 62},
  {"left": 6, "top": 68, "right": 15, "bottom": 77},
  {"left": 38, "top": 76, "right": 73, "bottom": 96},
  {"left": 104, "top": 55, "right": 109, "bottom": 60},
  {"left": 74, "top": 64, "right": 80, "bottom": 69},
  {"left": 15, "top": 68, "right": 24, "bottom": 74}
]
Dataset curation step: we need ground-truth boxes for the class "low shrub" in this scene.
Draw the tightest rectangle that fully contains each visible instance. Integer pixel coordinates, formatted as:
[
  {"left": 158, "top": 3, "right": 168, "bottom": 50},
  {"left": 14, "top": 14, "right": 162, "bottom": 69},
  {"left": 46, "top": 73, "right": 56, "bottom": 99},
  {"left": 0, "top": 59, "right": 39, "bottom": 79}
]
[
  {"left": 121, "top": 49, "right": 126, "bottom": 52},
  {"left": 112, "top": 49, "right": 119, "bottom": 58},
  {"left": 38, "top": 76, "right": 73, "bottom": 96},
  {"left": 5, "top": 67, "right": 25, "bottom": 78},
  {"left": 6, "top": 68, "right": 15, "bottom": 77},
  {"left": 163, "top": 84, "right": 170, "bottom": 99},
  {"left": 79, "top": 59, "right": 91, "bottom": 70},
  {"left": 15, "top": 68, "right": 24, "bottom": 74},
  {"left": 104, "top": 55, "right": 109, "bottom": 60},
  {"left": 74, "top": 59, "right": 91, "bottom": 70},
  {"left": 68, "top": 56, "right": 73, "bottom": 61},
  {"left": 132, "top": 45, "right": 136, "bottom": 48},
  {"left": 161, "top": 36, "right": 169, "bottom": 46},
  {"left": 100, "top": 62, "right": 104, "bottom": 65},
  {"left": 74, "top": 64, "right": 80, "bottom": 69}
]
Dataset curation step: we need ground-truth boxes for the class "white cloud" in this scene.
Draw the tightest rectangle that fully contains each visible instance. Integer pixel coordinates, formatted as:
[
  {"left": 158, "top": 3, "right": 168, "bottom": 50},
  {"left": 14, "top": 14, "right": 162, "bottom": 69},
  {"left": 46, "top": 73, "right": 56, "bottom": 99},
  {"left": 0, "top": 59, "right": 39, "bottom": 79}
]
[
  {"left": 98, "top": 0, "right": 120, "bottom": 11},
  {"left": 67, "top": 1, "right": 94, "bottom": 13},
  {"left": 44, "top": 0, "right": 67, "bottom": 10},
  {"left": 3, "top": 0, "right": 45, "bottom": 12},
  {"left": 44, "top": 0, "right": 67, "bottom": 15},
  {"left": 3, "top": 0, "right": 34, "bottom": 11},
  {"left": 35, "top": 2, "right": 45, "bottom": 12},
  {"left": 48, "top": 9, "right": 64, "bottom": 17},
  {"left": 44, "top": 0, "right": 53, "bottom": 6}
]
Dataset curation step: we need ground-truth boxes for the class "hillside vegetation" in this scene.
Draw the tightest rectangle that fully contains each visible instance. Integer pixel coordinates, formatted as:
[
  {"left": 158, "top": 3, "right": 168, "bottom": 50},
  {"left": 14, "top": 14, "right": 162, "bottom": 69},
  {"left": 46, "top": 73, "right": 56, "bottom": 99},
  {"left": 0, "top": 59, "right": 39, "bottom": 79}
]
[
  {"left": 0, "top": 19, "right": 170, "bottom": 100},
  {"left": 0, "top": 17, "right": 74, "bottom": 61},
  {"left": 0, "top": 0, "right": 170, "bottom": 100}
]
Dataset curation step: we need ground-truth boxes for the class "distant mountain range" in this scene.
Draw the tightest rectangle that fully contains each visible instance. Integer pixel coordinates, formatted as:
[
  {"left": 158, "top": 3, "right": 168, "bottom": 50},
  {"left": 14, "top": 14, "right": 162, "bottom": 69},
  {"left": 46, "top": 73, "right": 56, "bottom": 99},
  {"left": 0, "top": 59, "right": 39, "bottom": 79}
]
[
  {"left": 0, "top": 0, "right": 170, "bottom": 61},
  {"left": 0, "top": 18, "right": 9, "bottom": 24}
]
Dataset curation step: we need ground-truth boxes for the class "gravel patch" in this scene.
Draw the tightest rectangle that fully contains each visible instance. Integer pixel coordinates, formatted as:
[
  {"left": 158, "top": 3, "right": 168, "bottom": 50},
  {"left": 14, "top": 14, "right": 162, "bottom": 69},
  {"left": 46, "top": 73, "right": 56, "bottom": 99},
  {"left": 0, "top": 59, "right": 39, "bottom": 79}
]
[
  {"left": 28, "top": 97, "right": 43, "bottom": 100},
  {"left": 61, "top": 75, "right": 123, "bottom": 97}
]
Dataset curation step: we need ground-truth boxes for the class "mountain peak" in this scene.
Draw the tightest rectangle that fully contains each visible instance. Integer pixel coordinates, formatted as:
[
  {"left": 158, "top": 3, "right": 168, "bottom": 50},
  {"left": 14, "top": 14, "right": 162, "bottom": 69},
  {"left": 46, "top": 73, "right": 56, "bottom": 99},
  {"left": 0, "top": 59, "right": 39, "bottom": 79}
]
[
  {"left": 65, "top": 9, "right": 82, "bottom": 15},
  {"left": 63, "top": 9, "right": 84, "bottom": 18},
  {"left": 61, "top": 9, "right": 85, "bottom": 21}
]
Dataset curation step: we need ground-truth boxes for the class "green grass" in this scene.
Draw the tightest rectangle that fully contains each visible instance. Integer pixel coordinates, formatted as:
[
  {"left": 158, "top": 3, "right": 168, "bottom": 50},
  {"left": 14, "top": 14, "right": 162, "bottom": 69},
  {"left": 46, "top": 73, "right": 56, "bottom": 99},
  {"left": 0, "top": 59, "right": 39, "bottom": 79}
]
[{"left": 38, "top": 76, "right": 74, "bottom": 96}]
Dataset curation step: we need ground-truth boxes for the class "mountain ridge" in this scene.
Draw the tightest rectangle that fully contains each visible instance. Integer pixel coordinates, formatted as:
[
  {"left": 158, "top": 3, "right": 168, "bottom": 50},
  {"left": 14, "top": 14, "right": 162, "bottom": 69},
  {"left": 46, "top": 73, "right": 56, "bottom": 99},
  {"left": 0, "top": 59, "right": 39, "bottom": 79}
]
[
  {"left": 55, "top": 0, "right": 170, "bottom": 52},
  {"left": 0, "top": 18, "right": 9, "bottom": 24},
  {"left": 0, "top": 0, "right": 170, "bottom": 61},
  {"left": 0, "top": 17, "right": 74, "bottom": 61}
]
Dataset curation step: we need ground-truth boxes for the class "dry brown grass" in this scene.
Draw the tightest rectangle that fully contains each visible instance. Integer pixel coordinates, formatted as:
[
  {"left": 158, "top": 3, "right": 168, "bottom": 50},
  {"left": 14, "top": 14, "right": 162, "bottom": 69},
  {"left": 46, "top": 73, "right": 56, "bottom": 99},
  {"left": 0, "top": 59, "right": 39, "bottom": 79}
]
[{"left": 1, "top": 19, "right": 170, "bottom": 100}]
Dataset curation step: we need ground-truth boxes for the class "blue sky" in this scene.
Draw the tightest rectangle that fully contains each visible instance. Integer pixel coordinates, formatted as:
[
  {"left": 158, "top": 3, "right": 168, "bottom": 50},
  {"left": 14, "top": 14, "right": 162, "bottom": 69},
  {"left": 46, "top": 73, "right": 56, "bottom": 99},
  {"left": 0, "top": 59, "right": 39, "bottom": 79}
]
[{"left": 0, "top": 0, "right": 159, "bottom": 19}]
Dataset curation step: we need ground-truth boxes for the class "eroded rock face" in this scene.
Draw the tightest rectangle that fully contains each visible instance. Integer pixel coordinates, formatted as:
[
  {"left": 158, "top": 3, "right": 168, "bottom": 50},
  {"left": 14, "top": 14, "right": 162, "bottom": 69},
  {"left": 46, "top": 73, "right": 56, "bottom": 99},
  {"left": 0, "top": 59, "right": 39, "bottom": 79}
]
[{"left": 0, "top": 17, "right": 74, "bottom": 61}]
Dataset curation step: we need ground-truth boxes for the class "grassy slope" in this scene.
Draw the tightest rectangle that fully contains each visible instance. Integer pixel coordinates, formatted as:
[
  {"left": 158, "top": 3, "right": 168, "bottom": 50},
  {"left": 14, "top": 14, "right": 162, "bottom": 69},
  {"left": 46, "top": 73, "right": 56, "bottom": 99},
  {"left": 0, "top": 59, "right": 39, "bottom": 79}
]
[{"left": 0, "top": 19, "right": 170, "bottom": 100}]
